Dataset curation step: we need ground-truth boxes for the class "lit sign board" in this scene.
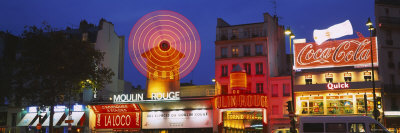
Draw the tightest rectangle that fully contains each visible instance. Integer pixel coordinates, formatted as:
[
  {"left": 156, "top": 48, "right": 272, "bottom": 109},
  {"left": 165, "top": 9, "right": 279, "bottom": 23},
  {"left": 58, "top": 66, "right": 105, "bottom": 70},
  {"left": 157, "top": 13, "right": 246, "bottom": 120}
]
[
  {"left": 327, "top": 82, "right": 349, "bottom": 90},
  {"left": 113, "top": 92, "right": 180, "bottom": 103},
  {"left": 54, "top": 105, "right": 66, "bottom": 112},
  {"left": 91, "top": 104, "right": 141, "bottom": 129},
  {"left": 142, "top": 110, "right": 212, "bottom": 129},
  {"left": 293, "top": 37, "right": 378, "bottom": 69},
  {"left": 215, "top": 94, "right": 268, "bottom": 109}
]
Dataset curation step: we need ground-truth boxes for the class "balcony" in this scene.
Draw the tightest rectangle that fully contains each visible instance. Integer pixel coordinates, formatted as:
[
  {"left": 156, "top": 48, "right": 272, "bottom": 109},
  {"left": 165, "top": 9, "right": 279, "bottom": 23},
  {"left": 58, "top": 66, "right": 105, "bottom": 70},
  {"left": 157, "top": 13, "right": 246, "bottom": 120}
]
[
  {"left": 294, "top": 81, "right": 381, "bottom": 92},
  {"left": 216, "top": 31, "right": 266, "bottom": 41}
]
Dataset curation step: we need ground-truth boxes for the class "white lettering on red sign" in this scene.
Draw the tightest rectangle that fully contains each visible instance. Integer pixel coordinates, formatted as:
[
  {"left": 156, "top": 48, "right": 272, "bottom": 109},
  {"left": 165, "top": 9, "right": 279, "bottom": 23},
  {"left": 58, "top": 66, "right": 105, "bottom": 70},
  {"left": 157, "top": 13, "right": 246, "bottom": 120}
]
[{"left": 327, "top": 82, "right": 349, "bottom": 90}]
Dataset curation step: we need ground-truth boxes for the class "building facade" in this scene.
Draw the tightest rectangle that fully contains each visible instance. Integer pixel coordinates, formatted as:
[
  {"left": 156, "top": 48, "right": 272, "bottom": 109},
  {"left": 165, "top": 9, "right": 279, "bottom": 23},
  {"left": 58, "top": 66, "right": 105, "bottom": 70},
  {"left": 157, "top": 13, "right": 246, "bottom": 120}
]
[
  {"left": 214, "top": 13, "right": 291, "bottom": 133},
  {"left": 375, "top": 0, "right": 400, "bottom": 131}
]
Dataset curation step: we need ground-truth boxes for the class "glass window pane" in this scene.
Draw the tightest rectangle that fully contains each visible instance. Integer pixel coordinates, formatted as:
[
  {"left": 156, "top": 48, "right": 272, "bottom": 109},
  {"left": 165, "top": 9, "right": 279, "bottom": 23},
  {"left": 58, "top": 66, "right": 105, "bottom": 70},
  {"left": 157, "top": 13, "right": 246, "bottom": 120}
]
[
  {"left": 326, "top": 123, "right": 346, "bottom": 132},
  {"left": 369, "top": 123, "right": 386, "bottom": 133},
  {"left": 303, "top": 123, "right": 324, "bottom": 132}
]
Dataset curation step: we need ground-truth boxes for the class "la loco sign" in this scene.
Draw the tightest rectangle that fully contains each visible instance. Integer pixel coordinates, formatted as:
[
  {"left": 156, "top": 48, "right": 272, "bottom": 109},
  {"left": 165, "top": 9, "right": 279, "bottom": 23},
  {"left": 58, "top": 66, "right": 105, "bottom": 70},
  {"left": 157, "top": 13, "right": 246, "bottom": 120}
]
[
  {"left": 293, "top": 37, "right": 378, "bottom": 69},
  {"left": 91, "top": 104, "right": 141, "bottom": 129}
]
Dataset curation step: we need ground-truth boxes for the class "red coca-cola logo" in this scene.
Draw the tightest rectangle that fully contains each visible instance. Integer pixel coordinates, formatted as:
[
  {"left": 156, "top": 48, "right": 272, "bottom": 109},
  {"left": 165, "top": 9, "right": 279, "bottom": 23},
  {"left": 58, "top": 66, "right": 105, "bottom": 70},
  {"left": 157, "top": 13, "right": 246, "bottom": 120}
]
[{"left": 294, "top": 38, "right": 378, "bottom": 69}]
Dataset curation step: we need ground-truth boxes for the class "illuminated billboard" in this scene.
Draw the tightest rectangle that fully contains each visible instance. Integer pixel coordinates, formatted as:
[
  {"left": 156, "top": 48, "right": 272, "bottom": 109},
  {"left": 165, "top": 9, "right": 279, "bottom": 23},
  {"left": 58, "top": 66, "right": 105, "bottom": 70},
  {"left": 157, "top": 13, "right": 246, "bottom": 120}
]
[
  {"left": 142, "top": 110, "right": 212, "bottom": 129},
  {"left": 293, "top": 37, "right": 378, "bottom": 69}
]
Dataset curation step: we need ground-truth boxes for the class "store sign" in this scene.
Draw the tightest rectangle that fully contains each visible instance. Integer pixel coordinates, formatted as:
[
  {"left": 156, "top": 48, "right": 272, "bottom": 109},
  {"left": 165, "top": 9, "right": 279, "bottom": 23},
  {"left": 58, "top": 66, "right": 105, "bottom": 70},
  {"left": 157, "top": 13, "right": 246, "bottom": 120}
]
[
  {"left": 226, "top": 114, "right": 262, "bottom": 120},
  {"left": 215, "top": 94, "right": 268, "bottom": 109},
  {"left": 91, "top": 104, "right": 140, "bottom": 113},
  {"left": 293, "top": 37, "right": 378, "bottom": 69},
  {"left": 96, "top": 112, "right": 141, "bottom": 129},
  {"left": 142, "top": 110, "right": 212, "bottom": 129},
  {"left": 327, "top": 82, "right": 349, "bottom": 90},
  {"left": 113, "top": 92, "right": 180, "bottom": 103}
]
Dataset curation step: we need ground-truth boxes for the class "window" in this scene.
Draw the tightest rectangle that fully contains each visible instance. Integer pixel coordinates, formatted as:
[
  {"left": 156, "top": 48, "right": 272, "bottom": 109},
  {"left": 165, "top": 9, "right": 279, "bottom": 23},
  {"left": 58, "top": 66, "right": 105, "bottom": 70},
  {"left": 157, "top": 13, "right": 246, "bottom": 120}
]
[
  {"left": 385, "top": 8, "right": 389, "bottom": 16},
  {"left": 243, "top": 45, "right": 251, "bottom": 56},
  {"left": 303, "top": 123, "right": 324, "bottom": 132},
  {"left": 386, "top": 30, "right": 393, "bottom": 45},
  {"left": 349, "top": 123, "right": 366, "bottom": 133},
  {"left": 326, "top": 123, "right": 346, "bottom": 132},
  {"left": 221, "top": 85, "right": 228, "bottom": 95},
  {"left": 255, "top": 63, "right": 263, "bottom": 75},
  {"left": 255, "top": 44, "right": 263, "bottom": 55},
  {"left": 221, "top": 47, "right": 227, "bottom": 58},
  {"left": 300, "top": 96, "right": 324, "bottom": 115},
  {"left": 232, "top": 64, "right": 238, "bottom": 70},
  {"left": 327, "top": 95, "right": 354, "bottom": 114},
  {"left": 244, "top": 63, "right": 251, "bottom": 75},
  {"left": 283, "top": 83, "right": 290, "bottom": 96},
  {"left": 344, "top": 72, "right": 352, "bottom": 82},
  {"left": 232, "top": 29, "right": 239, "bottom": 39},
  {"left": 232, "top": 46, "right": 239, "bottom": 57},
  {"left": 256, "top": 83, "right": 263, "bottom": 93},
  {"left": 272, "top": 84, "right": 278, "bottom": 97},
  {"left": 221, "top": 65, "right": 228, "bottom": 77},
  {"left": 272, "top": 105, "right": 279, "bottom": 115},
  {"left": 369, "top": 123, "right": 386, "bottom": 133}
]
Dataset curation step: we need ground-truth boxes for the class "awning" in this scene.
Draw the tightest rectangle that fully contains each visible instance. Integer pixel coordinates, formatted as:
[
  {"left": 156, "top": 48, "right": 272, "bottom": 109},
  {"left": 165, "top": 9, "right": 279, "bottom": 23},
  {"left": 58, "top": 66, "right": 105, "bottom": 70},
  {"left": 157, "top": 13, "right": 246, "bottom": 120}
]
[
  {"left": 60, "top": 112, "right": 84, "bottom": 126},
  {"left": 31, "top": 113, "right": 46, "bottom": 126},
  {"left": 17, "top": 113, "right": 37, "bottom": 126},
  {"left": 42, "top": 112, "right": 64, "bottom": 126}
]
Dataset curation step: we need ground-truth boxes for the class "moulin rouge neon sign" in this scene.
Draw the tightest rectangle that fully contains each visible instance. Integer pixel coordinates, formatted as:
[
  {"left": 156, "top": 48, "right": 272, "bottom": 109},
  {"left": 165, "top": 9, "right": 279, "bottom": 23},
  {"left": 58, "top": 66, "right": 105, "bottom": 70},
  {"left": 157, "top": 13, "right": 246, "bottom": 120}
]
[{"left": 294, "top": 37, "right": 378, "bottom": 69}]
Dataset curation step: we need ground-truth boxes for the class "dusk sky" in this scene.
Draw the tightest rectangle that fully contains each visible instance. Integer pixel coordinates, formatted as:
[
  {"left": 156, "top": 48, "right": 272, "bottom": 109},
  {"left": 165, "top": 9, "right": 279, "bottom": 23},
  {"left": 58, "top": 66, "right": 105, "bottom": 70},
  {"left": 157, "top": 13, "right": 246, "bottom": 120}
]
[{"left": 0, "top": 0, "right": 374, "bottom": 87}]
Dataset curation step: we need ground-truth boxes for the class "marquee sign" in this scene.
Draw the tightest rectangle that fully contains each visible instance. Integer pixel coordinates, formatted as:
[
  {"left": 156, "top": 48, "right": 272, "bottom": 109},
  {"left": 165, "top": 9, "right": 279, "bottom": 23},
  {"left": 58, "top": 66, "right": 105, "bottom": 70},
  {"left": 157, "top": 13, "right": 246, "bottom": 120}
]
[
  {"left": 91, "top": 104, "right": 141, "bottom": 129},
  {"left": 214, "top": 94, "right": 268, "bottom": 109},
  {"left": 293, "top": 37, "right": 378, "bottom": 69},
  {"left": 113, "top": 91, "right": 180, "bottom": 103},
  {"left": 142, "top": 110, "right": 212, "bottom": 129}
]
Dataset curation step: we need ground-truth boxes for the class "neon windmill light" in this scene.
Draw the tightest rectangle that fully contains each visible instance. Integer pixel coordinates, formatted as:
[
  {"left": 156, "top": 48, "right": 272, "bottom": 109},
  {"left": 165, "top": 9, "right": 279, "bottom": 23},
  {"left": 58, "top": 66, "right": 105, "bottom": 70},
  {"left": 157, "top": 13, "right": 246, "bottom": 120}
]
[{"left": 128, "top": 10, "right": 201, "bottom": 98}]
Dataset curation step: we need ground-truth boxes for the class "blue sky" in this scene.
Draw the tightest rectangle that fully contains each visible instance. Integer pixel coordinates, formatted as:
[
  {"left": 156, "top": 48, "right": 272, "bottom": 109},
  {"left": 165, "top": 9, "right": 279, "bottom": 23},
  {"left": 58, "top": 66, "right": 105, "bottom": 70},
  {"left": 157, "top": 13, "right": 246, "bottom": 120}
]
[{"left": 0, "top": 0, "right": 374, "bottom": 87}]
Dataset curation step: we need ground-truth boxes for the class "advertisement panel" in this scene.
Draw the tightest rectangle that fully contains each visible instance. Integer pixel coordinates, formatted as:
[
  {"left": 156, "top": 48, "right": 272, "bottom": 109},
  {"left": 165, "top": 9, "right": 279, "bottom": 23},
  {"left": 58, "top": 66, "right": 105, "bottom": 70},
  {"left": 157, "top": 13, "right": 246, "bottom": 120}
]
[
  {"left": 91, "top": 104, "right": 141, "bottom": 129},
  {"left": 95, "top": 112, "right": 141, "bottom": 129},
  {"left": 142, "top": 110, "right": 212, "bottom": 129},
  {"left": 91, "top": 104, "right": 140, "bottom": 113},
  {"left": 293, "top": 37, "right": 378, "bottom": 69}
]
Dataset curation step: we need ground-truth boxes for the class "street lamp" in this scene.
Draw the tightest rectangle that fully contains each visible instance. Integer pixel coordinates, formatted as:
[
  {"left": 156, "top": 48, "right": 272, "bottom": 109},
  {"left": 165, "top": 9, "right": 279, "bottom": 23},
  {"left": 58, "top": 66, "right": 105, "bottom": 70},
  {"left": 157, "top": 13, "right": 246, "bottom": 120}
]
[
  {"left": 366, "top": 17, "right": 380, "bottom": 121},
  {"left": 285, "top": 27, "right": 296, "bottom": 133}
]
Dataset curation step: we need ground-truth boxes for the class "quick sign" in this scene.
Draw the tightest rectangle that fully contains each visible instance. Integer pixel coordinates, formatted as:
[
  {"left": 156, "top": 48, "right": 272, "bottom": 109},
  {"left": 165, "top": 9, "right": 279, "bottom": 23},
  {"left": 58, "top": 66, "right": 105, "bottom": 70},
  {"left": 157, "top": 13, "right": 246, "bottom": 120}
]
[
  {"left": 142, "top": 110, "right": 212, "bottom": 129},
  {"left": 215, "top": 94, "right": 268, "bottom": 109},
  {"left": 293, "top": 37, "right": 378, "bottom": 69},
  {"left": 327, "top": 82, "right": 349, "bottom": 90}
]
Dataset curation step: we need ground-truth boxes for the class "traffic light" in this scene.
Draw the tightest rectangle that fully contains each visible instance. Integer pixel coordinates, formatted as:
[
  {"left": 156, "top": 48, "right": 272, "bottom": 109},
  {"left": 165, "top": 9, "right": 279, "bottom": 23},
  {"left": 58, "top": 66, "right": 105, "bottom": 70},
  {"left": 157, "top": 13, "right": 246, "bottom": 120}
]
[
  {"left": 286, "top": 101, "right": 293, "bottom": 112},
  {"left": 377, "top": 97, "right": 382, "bottom": 109}
]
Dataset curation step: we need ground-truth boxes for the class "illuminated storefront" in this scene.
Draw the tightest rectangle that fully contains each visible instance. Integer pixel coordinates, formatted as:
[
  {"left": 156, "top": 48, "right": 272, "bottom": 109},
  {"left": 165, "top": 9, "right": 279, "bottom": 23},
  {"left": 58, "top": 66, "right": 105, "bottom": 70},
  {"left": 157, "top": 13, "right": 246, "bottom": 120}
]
[
  {"left": 214, "top": 94, "right": 268, "bottom": 133},
  {"left": 89, "top": 104, "right": 141, "bottom": 132},
  {"left": 293, "top": 37, "right": 384, "bottom": 118}
]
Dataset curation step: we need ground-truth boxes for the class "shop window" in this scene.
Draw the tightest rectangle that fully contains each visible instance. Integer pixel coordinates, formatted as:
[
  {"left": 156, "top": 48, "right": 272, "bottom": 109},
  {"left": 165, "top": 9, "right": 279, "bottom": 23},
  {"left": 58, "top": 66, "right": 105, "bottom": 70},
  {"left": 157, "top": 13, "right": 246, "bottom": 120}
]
[
  {"left": 327, "top": 95, "right": 354, "bottom": 115},
  {"left": 300, "top": 96, "right": 324, "bottom": 115},
  {"left": 272, "top": 84, "right": 278, "bottom": 97},
  {"left": 221, "top": 47, "right": 227, "bottom": 58},
  {"left": 283, "top": 83, "right": 290, "bottom": 96},
  {"left": 272, "top": 105, "right": 279, "bottom": 115},
  {"left": 364, "top": 71, "right": 372, "bottom": 81},
  {"left": 243, "top": 45, "right": 251, "bottom": 56},
  {"left": 221, "top": 65, "right": 228, "bottom": 77},
  {"left": 326, "top": 123, "right": 346, "bottom": 132},
  {"left": 325, "top": 73, "right": 333, "bottom": 83},
  {"left": 255, "top": 44, "right": 263, "bottom": 55},
  {"left": 349, "top": 123, "right": 366, "bottom": 133},
  {"left": 305, "top": 75, "right": 312, "bottom": 84},
  {"left": 244, "top": 63, "right": 251, "bottom": 75},
  {"left": 256, "top": 83, "right": 263, "bottom": 93},
  {"left": 232, "top": 46, "right": 239, "bottom": 57},
  {"left": 356, "top": 94, "right": 374, "bottom": 114},
  {"left": 255, "top": 63, "right": 263, "bottom": 75},
  {"left": 344, "top": 72, "right": 352, "bottom": 82},
  {"left": 303, "top": 123, "right": 324, "bottom": 132}
]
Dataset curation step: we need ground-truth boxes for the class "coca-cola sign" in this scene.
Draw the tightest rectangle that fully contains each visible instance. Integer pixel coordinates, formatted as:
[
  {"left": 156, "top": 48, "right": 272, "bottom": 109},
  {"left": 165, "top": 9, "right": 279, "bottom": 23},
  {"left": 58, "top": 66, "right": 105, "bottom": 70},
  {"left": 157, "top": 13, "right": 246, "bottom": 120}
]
[{"left": 293, "top": 37, "right": 378, "bottom": 69}]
